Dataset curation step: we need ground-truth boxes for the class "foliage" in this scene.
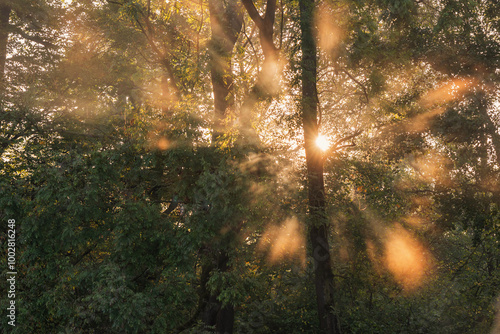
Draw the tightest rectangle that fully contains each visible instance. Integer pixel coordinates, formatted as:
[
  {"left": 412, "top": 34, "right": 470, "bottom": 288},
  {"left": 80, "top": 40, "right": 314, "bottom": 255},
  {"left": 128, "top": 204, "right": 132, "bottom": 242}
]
[{"left": 0, "top": 0, "right": 499, "bottom": 333}]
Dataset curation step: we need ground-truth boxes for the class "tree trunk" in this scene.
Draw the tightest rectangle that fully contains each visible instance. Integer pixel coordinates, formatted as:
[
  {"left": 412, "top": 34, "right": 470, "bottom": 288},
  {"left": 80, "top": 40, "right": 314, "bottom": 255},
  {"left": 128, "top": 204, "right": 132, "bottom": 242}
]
[
  {"left": 0, "top": 4, "right": 10, "bottom": 88},
  {"left": 208, "top": 0, "right": 242, "bottom": 142},
  {"left": 201, "top": 250, "right": 234, "bottom": 333},
  {"left": 202, "top": 1, "right": 242, "bottom": 333},
  {"left": 298, "top": 0, "right": 340, "bottom": 333},
  {"left": 239, "top": 0, "right": 280, "bottom": 145}
]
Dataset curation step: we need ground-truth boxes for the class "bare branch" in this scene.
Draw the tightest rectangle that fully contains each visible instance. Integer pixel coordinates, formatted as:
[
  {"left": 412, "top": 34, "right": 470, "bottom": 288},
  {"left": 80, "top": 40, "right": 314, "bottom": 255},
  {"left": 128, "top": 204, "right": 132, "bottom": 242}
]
[
  {"left": 279, "top": 0, "right": 284, "bottom": 50},
  {"left": 242, "top": 21, "right": 259, "bottom": 65},
  {"left": 331, "top": 129, "right": 363, "bottom": 148},
  {"left": 342, "top": 68, "right": 369, "bottom": 104},
  {"left": 133, "top": 16, "right": 179, "bottom": 96},
  {"left": 8, "top": 25, "right": 56, "bottom": 49},
  {"left": 242, "top": 22, "right": 256, "bottom": 48},
  {"left": 322, "top": 129, "right": 363, "bottom": 161},
  {"left": 334, "top": 143, "right": 356, "bottom": 150}
]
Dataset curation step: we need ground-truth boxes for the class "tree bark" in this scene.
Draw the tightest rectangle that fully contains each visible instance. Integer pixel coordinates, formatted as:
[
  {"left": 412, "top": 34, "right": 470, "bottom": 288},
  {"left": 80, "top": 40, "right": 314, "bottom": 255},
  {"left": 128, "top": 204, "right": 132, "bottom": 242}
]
[
  {"left": 200, "top": 249, "right": 234, "bottom": 334},
  {"left": 0, "top": 4, "right": 10, "bottom": 88},
  {"left": 208, "top": 0, "right": 243, "bottom": 142},
  {"left": 298, "top": 0, "right": 340, "bottom": 333},
  {"left": 202, "top": 1, "right": 242, "bottom": 333},
  {"left": 239, "top": 0, "right": 280, "bottom": 145}
]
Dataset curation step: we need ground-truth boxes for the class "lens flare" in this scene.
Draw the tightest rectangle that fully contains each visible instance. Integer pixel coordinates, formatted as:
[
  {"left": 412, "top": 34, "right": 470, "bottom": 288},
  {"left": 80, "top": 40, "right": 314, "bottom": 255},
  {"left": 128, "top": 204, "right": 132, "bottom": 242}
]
[
  {"left": 383, "top": 225, "right": 434, "bottom": 291},
  {"left": 316, "top": 135, "right": 329, "bottom": 151},
  {"left": 403, "top": 77, "right": 478, "bottom": 133},
  {"left": 420, "top": 78, "right": 477, "bottom": 108},
  {"left": 314, "top": 3, "right": 346, "bottom": 57},
  {"left": 258, "top": 217, "right": 306, "bottom": 266},
  {"left": 157, "top": 137, "right": 170, "bottom": 150}
]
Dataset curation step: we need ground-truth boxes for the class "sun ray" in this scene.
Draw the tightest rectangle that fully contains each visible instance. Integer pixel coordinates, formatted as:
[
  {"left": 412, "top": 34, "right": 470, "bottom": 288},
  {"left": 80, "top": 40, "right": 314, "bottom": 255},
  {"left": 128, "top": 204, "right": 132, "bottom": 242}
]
[{"left": 316, "top": 134, "right": 329, "bottom": 151}]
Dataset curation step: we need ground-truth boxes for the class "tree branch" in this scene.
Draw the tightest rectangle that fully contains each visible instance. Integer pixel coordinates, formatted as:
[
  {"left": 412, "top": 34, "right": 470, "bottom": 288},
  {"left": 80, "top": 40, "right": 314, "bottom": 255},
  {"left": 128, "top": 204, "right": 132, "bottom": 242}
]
[
  {"left": 279, "top": 0, "right": 284, "bottom": 50},
  {"left": 331, "top": 129, "right": 363, "bottom": 148},
  {"left": 342, "top": 68, "right": 369, "bottom": 104},
  {"left": 242, "top": 21, "right": 259, "bottom": 65},
  {"left": 241, "top": 0, "right": 264, "bottom": 29},
  {"left": 263, "top": 0, "right": 276, "bottom": 26},
  {"left": 323, "top": 129, "right": 363, "bottom": 160},
  {"left": 8, "top": 25, "right": 56, "bottom": 49},
  {"left": 133, "top": 15, "right": 179, "bottom": 96}
]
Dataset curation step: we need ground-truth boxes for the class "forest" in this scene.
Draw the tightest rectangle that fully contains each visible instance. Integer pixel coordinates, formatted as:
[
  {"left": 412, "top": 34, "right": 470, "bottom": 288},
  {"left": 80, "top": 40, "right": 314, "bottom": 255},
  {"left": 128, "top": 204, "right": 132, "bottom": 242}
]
[{"left": 0, "top": 0, "right": 499, "bottom": 333}]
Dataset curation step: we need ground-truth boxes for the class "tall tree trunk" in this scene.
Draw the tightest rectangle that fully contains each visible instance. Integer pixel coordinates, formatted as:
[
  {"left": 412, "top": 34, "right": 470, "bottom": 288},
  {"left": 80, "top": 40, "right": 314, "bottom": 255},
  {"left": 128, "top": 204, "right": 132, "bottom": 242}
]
[
  {"left": 298, "top": 0, "right": 340, "bottom": 333},
  {"left": 208, "top": 0, "right": 242, "bottom": 142},
  {"left": 200, "top": 250, "right": 234, "bottom": 333},
  {"left": 202, "top": 1, "right": 242, "bottom": 333},
  {"left": 0, "top": 4, "right": 10, "bottom": 89},
  {"left": 240, "top": 0, "right": 280, "bottom": 145}
]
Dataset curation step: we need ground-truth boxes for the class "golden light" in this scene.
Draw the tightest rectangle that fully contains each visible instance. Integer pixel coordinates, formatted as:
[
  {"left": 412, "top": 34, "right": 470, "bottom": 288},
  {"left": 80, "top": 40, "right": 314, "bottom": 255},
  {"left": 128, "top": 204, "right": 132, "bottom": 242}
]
[
  {"left": 410, "top": 151, "right": 453, "bottom": 186},
  {"left": 403, "top": 77, "right": 477, "bottom": 133},
  {"left": 419, "top": 77, "right": 477, "bottom": 108},
  {"left": 257, "top": 217, "right": 306, "bottom": 267},
  {"left": 316, "top": 134, "right": 330, "bottom": 151},
  {"left": 314, "top": 3, "right": 346, "bottom": 56},
  {"left": 157, "top": 137, "right": 170, "bottom": 150},
  {"left": 383, "top": 225, "right": 434, "bottom": 291}
]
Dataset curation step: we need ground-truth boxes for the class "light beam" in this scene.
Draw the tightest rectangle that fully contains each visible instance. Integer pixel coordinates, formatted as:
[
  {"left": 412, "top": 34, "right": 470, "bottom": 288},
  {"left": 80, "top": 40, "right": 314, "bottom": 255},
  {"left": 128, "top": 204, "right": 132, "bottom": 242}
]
[{"left": 316, "top": 134, "right": 329, "bottom": 151}]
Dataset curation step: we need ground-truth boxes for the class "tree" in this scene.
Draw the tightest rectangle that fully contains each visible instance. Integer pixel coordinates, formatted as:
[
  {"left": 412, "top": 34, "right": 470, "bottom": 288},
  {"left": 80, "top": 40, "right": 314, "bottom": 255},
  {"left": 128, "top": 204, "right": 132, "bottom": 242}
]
[
  {"left": 1, "top": 0, "right": 499, "bottom": 333},
  {"left": 298, "top": 0, "right": 338, "bottom": 332}
]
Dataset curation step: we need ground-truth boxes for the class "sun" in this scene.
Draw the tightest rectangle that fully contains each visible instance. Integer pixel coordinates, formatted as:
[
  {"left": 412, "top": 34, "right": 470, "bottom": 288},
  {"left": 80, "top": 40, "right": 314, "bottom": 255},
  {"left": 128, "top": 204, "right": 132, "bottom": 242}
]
[{"left": 316, "top": 134, "right": 329, "bottom": 151}]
